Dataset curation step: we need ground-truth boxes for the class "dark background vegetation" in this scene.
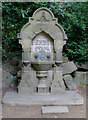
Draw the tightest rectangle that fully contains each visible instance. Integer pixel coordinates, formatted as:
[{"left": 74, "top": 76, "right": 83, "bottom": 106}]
[{"left": 2, "top": 2, "right": 88, "bottom": 65}]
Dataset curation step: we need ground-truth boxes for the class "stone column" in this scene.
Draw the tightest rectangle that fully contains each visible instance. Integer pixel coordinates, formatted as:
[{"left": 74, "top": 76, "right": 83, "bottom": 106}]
[{"left": 36, "top": 71, "right": 47, "bottom": 93}]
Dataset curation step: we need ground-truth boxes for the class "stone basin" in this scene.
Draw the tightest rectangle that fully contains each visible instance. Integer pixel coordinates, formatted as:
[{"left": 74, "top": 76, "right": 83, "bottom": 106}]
[{"left": 31, "top": 61, "right": 54, "bottom": 71}]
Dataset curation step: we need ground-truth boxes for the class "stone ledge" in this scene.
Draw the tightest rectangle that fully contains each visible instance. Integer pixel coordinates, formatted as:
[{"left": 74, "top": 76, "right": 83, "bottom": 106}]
[{"left": 2, "top": 91, "right": 84, "bottom": 106}]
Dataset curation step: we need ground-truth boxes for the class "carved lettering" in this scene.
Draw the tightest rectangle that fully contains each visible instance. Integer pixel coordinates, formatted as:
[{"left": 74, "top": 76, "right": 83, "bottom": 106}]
[
  {"left": 32, "top": 33, "right": 52, "bottom": 52},
  {"left": 35, "top": 39, "right": 49, "bottom": 45},
  {"left": 34, "top": 46, "right": 51, "bottom": 52}
]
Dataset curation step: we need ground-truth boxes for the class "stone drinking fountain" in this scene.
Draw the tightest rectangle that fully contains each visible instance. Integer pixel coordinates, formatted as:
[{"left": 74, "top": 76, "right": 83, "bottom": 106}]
[
  {"left": 31, "top": 32, "right": 54, "bottom": 93},
  {"left": 2, "top": 8, "right": 84, "bottom": 108}
]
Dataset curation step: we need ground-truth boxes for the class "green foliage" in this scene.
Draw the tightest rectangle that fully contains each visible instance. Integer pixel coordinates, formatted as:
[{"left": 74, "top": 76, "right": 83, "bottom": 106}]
[
  {"left": 61, "top": 3, "right": 88, "bottom": 65},
  {"left": 0, "top": 44, "right": 6, "bottom": 59},
  {"left": 2, "top": 2, "right": 88, "bottom": 65}
]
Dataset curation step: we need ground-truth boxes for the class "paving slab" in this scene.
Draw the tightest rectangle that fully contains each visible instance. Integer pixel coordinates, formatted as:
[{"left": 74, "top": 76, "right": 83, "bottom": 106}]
[
  {"left": 42, "top": 106, "right": 69, "bottom": 114},
  {"left": 2, "top": 91, "right": 84, "bottom": 106}
]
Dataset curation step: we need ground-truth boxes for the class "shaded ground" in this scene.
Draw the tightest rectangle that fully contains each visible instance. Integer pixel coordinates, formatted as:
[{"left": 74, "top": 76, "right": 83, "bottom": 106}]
[{"left": 2, "top": 86, "right": 87, "bottom": 118}]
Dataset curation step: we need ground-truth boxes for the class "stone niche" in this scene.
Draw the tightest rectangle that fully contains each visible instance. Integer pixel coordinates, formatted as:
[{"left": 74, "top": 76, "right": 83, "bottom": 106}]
[
  {"left": 2, "top": 8, "right": 84, "bottom": 106},
  {"left": 18, "top": 7, "right": 67, "bottom": 94}
]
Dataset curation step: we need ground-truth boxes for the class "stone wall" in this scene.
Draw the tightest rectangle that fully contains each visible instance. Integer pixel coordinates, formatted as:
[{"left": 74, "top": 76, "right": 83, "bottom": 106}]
[{"left": 74, "top": 72, "right": 87, "bottom": 87}]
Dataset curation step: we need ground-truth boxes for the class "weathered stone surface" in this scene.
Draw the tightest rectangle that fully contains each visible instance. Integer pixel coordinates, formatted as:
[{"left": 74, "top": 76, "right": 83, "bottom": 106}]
[
  {"left": 2, "top": 70, "right": 14, "bottom": 88},
  {"left": 76, "top": 62, "right": 88, "bottom": 70},
  {"left": 51, "top": 70, "right": 65, "bottom": 93},
  {"left": 42, "top": 106, "right": 69, "bottom": 114},
  {"left": 2, "top": 91, "right": 84, "bottom": 106},
  {"left": 63, "top": 75, "right": 77, "bottom": 90},
  {"left": 74, "top": 72, "right": 87, "bottom": 87},
  {"left": 18, "top": 66, "right": 38, "bottom": 94},
  {"left": 62, "top": 61, "right": 77, "bottom": 75}
]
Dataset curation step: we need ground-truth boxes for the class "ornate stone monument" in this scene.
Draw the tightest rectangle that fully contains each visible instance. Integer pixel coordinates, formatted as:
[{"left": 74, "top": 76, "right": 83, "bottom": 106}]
[{"left": 2, "top": 8, "right": 83, "bottom": 106}]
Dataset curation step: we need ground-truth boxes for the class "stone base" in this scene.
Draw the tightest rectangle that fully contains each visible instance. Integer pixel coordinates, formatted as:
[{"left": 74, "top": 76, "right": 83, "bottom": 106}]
[{"left": 2, "top": 91, "right": 84, "bottom": 106}]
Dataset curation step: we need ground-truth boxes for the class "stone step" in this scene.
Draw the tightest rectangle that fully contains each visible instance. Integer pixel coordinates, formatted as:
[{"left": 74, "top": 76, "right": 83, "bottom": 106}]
[{"left": 42, "top": 106, "right": 69, "bottom": 114}]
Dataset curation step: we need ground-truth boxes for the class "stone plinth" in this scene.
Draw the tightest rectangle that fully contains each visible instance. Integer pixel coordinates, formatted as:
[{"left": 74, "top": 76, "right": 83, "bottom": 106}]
[{"left": 2, "top": 91, "right": 83, "bottom": 106}]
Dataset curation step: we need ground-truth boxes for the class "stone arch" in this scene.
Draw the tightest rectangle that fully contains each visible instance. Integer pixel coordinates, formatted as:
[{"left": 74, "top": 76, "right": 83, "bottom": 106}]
[
  {"left": 18, "top": 7, "right": 68, "bottom": 62},
  {"left": 32, "top": 31, "right": 54, "bottom": 45},
  {"left": 20, "top": 7, "right": 67, "bottom": 41},
  {"left": 32, "top": 7, "right": 55, "bottom": 21}
]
